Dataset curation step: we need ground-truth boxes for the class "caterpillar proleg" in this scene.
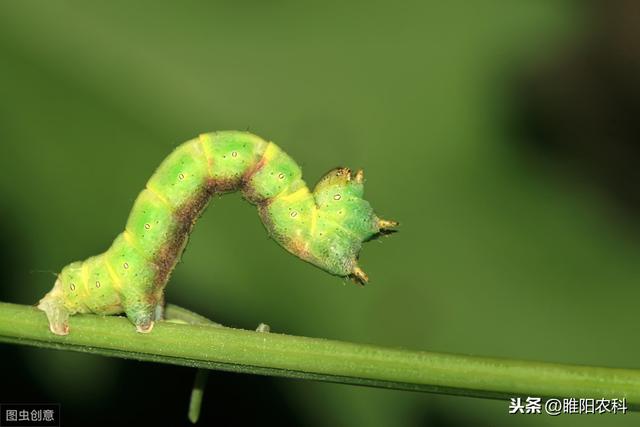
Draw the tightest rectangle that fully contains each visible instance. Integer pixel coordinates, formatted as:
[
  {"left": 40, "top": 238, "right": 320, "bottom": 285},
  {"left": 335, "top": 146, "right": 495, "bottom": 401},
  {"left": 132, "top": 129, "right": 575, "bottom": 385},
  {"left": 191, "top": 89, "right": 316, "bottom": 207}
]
[{"left": 38, "top": 131, "right": 399, "bottom": 335}]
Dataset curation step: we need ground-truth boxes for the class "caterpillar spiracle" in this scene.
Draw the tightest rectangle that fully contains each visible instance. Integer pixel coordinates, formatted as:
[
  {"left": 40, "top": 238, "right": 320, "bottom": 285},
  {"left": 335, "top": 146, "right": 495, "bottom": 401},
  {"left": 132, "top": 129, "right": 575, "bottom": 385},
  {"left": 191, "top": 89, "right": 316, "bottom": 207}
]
[{"left": 38, "top": 131, "right": 399, "bottom": 335}]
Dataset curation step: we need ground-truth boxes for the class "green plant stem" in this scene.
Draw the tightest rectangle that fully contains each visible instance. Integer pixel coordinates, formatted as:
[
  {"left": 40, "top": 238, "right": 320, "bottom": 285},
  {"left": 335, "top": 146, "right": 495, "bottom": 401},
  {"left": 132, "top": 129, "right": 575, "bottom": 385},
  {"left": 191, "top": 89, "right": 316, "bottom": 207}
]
[
  {"left": 0, "top": 302, "right": 638, "bottom": 409},
  {"left": 163, "top": 303, "right": 220, "bottom": 423}
]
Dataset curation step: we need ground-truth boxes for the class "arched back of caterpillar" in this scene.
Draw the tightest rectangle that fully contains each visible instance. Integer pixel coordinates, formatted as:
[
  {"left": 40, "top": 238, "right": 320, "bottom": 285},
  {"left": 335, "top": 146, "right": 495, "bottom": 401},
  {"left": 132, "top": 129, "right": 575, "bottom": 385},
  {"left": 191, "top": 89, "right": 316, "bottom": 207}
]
[{"left": 38, "top": 131, "right": 399, "bottom": 335}]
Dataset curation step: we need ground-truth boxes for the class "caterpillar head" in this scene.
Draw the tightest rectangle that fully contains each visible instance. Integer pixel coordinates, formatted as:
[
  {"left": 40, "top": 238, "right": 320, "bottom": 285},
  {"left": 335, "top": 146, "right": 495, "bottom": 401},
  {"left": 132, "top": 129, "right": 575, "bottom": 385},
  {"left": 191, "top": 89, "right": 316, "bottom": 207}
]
[{"left": 311, "top": 167, "right": 399, "bottom": 285}]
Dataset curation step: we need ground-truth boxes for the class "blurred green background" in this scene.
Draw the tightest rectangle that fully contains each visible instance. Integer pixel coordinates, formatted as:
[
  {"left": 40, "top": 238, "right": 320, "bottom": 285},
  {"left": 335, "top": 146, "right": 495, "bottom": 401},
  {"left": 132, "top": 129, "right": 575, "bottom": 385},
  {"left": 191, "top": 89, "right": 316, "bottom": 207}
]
[{"left": 1, "top": 1, "right": 639, "bottom": 426}]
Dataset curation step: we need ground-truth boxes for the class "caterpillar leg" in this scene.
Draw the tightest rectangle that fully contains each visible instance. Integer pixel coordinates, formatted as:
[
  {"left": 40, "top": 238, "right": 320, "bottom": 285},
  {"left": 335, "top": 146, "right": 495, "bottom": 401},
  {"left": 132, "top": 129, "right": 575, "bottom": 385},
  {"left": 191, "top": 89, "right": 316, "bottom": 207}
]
[
  {"left": 121, "top": 282, "right": 162, "bottom": 332},
  {"left": 37, "top": 287, "right": 70, "bottom": 336},
  {"left": 124, "top": 303, "right": 156, "bottom": 333},
  {"left": 127, "top": 301, "right": 165, "bottom": 333},
  {"left": 136, "top": 299, "right": 165, "bottom": 332}
]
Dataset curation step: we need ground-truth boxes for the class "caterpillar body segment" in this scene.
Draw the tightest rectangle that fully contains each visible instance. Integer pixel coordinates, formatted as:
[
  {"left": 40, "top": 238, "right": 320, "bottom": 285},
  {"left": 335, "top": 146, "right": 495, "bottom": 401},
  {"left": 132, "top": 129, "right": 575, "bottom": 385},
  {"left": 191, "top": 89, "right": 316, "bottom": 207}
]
[{"left": 38, "top": 131, "right": 399, "bottom": 335}]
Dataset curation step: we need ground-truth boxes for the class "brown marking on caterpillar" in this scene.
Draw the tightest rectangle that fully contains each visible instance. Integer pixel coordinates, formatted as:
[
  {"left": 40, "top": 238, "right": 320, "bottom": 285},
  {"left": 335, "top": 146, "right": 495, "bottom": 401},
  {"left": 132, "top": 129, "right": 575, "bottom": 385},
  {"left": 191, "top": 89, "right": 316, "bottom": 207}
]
[
  {"left": 256, "top": 195, "right": 276, "bottom": 209},
  {"left": 288, "top": 237, "right": 312, "bottom": 260},
  {"left": 240, "top": 150, "right": 276, "bottom": 204},
  {"left": 152, "top": 183, "right": 213, "bottom": 288},
  {"left": 256, "top": 204, "right": 276, "bottom": 238},
  {"left": 152, "top": 174, "right": 260, "bottom": 288},
  {"left": 207, "top": 177, "right": 242, "bottom": 194},
  {"left": 244, "top": 152, "right": 268, "bottom": 181}
]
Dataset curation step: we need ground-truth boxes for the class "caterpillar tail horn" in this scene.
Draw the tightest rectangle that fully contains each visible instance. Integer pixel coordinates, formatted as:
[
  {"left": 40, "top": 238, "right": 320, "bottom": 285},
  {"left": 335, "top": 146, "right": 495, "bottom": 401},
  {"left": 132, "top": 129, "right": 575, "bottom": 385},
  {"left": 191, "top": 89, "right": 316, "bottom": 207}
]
[
  {"left": 378, "top": 218, "right": 400, "bottom": 230},
  {"left": 351, "top": 266, "right": 369, "bottom": 286}
]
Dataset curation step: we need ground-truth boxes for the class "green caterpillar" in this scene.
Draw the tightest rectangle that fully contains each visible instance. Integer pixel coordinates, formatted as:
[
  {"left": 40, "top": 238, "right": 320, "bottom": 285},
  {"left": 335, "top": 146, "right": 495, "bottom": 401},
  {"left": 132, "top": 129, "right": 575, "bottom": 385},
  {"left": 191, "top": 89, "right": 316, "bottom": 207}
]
[{"left": 38, "top": 131, "right": 399, "bottom": 335}]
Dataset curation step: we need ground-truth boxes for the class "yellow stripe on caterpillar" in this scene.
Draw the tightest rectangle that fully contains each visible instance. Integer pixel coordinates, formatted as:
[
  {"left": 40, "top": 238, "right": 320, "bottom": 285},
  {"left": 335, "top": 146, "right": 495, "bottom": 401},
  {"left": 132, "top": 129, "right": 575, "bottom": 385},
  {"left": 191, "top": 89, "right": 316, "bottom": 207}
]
[
  {"left": 104, "top": 257, "right": 123, "bottom": 293},
  {"left": 262, "top": 142, "right": 281, "bottom": 163},
  {"left": 146, "top": 183, "right": 173, "bottom": 209},
  {"left": 81, "top": 262, "right": 90, "bottom": 299},
  {"left": 278, "top": 187, "right": 311, "bottom": 203}
]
